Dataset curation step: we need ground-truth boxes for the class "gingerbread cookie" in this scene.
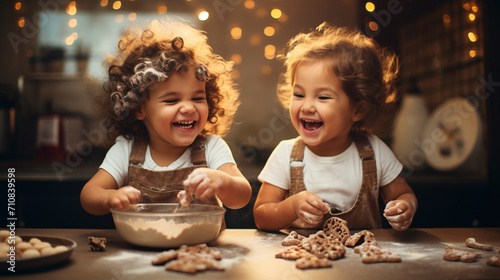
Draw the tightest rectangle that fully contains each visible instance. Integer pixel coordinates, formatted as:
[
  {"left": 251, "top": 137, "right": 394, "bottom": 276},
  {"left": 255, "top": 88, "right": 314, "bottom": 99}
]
[
  {"left": 88, "top": 236, "right": 107, "bottom": 251},
  {"left": 322, "top": 217, "right": 351, "bottom": 244},
  {"left": 345, "top": 230, "right": 377, "bottom": 247},
  {"left": 465, "top": 237, "right": 493, "bottom": 251},
  {"left": 354, "top": 243, "right": 401, "bottom": 263},
  {"left": 443, "top": 246, "right": 480, "bottom": 263},
  {"left": 151, "top": 244, "right": 223, "bottom": 274},
  {"left": 276, "top": 246, "right": 313, "bottom": 260},
  {"left": 177, "top": 244, "right": 222, "bottom": 260},
  {"left": 302, "top": 231, "right": 345, "bottom": 260},
  {"left": 152, "top": 249, "right": 178, "bottom": 265},
  {"left": 487, "top": 256, "right": 500, "bottom": 267},
  {"left": 165, "top": 252, "right": 224, "bottom": 274},
  {"left": 282, "top": 231, "right": 306, "bottom": 246},
  {"left": 295, "top": 255, "right": 332, "bottom": 270}
]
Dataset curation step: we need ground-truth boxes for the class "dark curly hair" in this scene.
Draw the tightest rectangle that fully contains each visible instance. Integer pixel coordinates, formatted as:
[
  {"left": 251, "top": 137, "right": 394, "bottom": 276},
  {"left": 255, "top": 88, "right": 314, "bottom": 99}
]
[
  {"left": 277, "top": 22, "right": 399, "bottom": 136},
  {"left": 99, "top": 20, "right": 240, "bottom": 143}
]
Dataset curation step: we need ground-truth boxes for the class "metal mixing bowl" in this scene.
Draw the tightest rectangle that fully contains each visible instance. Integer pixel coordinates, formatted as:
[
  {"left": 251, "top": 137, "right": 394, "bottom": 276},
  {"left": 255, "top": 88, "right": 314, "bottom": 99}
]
[{"left": 110, "top": 203, "right": 225, "bottom": 248}]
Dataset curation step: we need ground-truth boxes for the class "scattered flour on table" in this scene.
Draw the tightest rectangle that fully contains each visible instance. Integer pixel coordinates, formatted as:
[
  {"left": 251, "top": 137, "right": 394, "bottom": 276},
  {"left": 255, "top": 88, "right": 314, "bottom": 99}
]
[
  {"left": 101, "top": 251, "right": 158, "bottom": 275},
  {"left": 381, "top": 241, "right": 446, "bottom": 261}
]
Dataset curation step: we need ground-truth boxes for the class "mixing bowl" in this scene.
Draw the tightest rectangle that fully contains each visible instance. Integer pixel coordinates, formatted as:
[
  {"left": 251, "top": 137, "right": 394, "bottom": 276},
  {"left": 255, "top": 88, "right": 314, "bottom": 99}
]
[{"left": 110, "top": 203, "right": 225, "bottom": 248}]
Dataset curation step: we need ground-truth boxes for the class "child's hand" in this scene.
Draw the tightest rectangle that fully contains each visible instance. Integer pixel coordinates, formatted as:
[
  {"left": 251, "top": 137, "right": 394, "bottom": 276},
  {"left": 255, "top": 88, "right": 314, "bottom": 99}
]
[
  {"left": 292, "top": 191, "right": 330, "bottom": 227},
  {"left": 183, "top": 168, "right": 222, "bottom": 201},
  {"left": 384, "top": 200, "right": 414, "bottom": 231},
  {"left": 109, "top": 186, "right": 141, "bottom": 210}
]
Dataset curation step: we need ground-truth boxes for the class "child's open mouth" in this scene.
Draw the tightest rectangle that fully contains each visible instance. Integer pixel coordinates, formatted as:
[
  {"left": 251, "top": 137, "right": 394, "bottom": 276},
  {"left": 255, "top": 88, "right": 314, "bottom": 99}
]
[
  {"left": 173, "top": 121, "right": 196, "bottom": 129},
  {"left": 301, "top": 119, "right": 323, "bottom": 131}
]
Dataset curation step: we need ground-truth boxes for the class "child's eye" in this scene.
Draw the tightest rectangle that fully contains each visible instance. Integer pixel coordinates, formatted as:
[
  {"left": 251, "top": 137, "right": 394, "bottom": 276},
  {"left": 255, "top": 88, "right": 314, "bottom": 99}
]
[
  {"left": 293, "top": 93, "right": 304, "bottom": 98},
  {"left": 163, "top": 99, "right": 179, "bottom": 104},
  {"left": 192, "top": 96, "right": 206, "bottom": 102},
  {"left": 318, "top": 95, "right": 332, "bottom": 100}
]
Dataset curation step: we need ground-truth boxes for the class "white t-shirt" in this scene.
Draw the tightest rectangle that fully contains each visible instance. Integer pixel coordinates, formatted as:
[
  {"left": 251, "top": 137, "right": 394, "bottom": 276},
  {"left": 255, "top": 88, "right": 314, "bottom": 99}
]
[
  {"left": 100, "top": 135, "right": 236, "bottom": 187},
  {"left": 258, "top": 135, "right": 402, "bottom": 212}
]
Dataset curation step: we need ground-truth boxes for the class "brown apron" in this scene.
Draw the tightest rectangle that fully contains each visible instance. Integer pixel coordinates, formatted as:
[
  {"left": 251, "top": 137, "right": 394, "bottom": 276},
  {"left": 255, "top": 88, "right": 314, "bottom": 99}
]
[
  {"left": 127, "top": 136, "right": 219, "bottom": 206},
  {"left": 289, "top": 133, "right": 382, "bottom": 229}
]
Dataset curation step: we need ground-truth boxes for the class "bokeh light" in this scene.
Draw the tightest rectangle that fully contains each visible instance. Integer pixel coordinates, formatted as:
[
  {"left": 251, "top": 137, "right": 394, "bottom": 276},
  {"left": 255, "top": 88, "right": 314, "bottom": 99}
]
[
  {"left": 198, "top": 11, "right": 209, "bottom": 21},
  {"left": 231, "top": 27, "right": 242, "bottom": 40}
]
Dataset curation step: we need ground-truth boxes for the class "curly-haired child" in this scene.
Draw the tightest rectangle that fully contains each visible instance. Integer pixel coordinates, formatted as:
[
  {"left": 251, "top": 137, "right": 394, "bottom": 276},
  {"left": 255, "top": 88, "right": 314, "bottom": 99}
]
[
  {"left": 254, "top": 22, "right": 417, "bottom": 231},
  {"left": 81, "top": 20, "right": 251, "bottom": 215}
]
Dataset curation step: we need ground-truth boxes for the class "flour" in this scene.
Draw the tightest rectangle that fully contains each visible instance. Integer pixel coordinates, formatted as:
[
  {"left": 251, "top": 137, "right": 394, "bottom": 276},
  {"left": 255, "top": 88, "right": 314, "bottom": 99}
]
[{"left": 115, "top": 218, "right": 221, "bottom": 247}]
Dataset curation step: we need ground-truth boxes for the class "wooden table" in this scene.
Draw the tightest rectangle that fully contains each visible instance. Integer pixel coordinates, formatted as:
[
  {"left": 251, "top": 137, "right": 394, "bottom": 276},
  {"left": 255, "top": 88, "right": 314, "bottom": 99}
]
[{"left": 3, "top": 228, "right": 500, "bottom": 279}]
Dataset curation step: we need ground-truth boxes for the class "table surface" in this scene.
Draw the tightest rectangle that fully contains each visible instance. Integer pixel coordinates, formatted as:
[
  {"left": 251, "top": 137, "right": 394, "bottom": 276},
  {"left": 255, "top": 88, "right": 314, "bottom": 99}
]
[{"left": 3, "top": 228, "right": 500, "bottom": 279}]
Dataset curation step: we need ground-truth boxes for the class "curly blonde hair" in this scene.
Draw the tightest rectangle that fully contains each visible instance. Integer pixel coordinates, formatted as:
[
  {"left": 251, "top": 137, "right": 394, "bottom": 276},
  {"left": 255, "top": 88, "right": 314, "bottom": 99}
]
[
  {"left": 277, "top": 22, "right": 399, "bottom": 135},
  {"left": 99, "top": 19, "right": 239, "bottom": 142}
]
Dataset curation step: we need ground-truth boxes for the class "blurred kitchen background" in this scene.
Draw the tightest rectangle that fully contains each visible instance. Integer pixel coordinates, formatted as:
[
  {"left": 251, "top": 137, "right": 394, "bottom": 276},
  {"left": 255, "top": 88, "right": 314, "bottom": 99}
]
[{"left": 0, "top": 0, "right": 498, "bottom": 229}]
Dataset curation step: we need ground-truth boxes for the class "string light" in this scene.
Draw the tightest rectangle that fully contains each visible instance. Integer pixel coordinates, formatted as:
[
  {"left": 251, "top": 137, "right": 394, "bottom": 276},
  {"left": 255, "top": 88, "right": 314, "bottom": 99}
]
[
  {"left": 158, "top": 5, "right": 167, "bottom": 14},
  {"left": 128, "top": 12, "right": 137, "bottom": 21},
  {"left": 66, "top": 1, "right": 77, "bottom": 15},
  {"left": 264, "top": 44, "right": 276, "bottom": 60},
  {"left": 231, "top": 70, "right": 240, "bottom": 80},
  {"left": 270, "top": 9, "right": 282, "bottom": 19},
  {"left": 68, "top": 18, "right": 77, "bottom": 28},
  {"left": 469, "top": 50, "right": 477, "bottom": 58},
  {"left": 66, "top": 33, "right": 78, "bottom": 45},
  {"left": 100, "top": 0, "right": 108, "bottom": 7},
  {"left": 17, "top": 17, "right": 25, "bottom": 28},
  {"left": 365, "top": 2, "right": 375, "bottom": 12},
  {"left": 244, "top": 0, "right": 255, "bottom": 9},
  {"left": 261, "top": 65, "right": 271, "bottom": 75},
  {"left": 113, "top": 1, "right": 121, "bottom": 10},
  {"left": 230, "top": 54, "right": 242, "bottom": 65},
  {"left": 368, "top": 21, "right": 378, "bottom": 32},
  {"left": 231, "top": 27, "right": 242, "bottom": 40},
  {"left": 468, "top": 13, "right": 476, "bottom": 22},
  {"left": 14, "top": 2, "right": 22, "bottom": 10},
  {"left": 198, "top": 10, "right": 209, "bottom": 21},
  {"left": 468, "top": 31, "right": 478, "bottom": 42},
  {"left": 264, "top": 26, "right": 275, "bottom": 37},
  {"left": 442, "top": 14, "right": 451, "bottom": 27}
]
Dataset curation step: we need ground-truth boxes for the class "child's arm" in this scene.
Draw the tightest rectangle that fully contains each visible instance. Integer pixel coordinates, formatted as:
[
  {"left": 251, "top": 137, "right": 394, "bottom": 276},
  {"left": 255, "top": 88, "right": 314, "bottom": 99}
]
[
  {"left": 80, "top": 169, "right": 141, "bottom": 215},
  {"left": 182, "top": 163, "right": 252, "bottom": 209},
  {"left": 253, "top": 182, "right": 329, "bottom": 231},
  {"left": 380, "top": 175, "right": 418, "bottom": 231}
]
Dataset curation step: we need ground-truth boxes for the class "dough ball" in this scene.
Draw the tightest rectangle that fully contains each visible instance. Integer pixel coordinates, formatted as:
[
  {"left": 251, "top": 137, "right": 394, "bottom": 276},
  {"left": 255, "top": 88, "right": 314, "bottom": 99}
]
[
  {"left": 29, "top": 238, "right": 42, "bottom": 245},
  {"left": 34, "top": 241, "right": 51, "bottom": 251},
  {"left": 17, "top": 242, "right": 33, "bottom": 251},
  {"left": 22, "top": 249, "right": 41, "bottom": 258},
  {"left": 0, "top": 248, "right": 8, "bottom": 259},
  {"left": 0, "top": 242, "right": 9, "bottom": 252},
  {"left": 14, "top": 236, "right": 23, "bottom": 244},
  {"left": 54, "top": 245, "right": 68, "bottom": 253},
  {"left": 0, "top": 230, "right": 9, "bottom": 242},
  {"left": 6, "top": 236, "right": 23, "bottom": 245},
  {"left": 41, "top": 247, "right": 57, "bottom": 256}
]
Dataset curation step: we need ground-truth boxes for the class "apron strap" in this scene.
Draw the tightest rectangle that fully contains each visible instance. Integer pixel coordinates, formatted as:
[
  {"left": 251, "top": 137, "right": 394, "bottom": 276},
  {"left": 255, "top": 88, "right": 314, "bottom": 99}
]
[
  {"left": 289, "top": 136, "right": 306, "bottom": 195},
  {"left": 352, "top": 133, "right": 377, "bottom": 191},
  {"left": 190, "top": 136, "right": 207, "bottom": 166},
  {"left": 129, "top": 137, "right": 148, "bottom": 165}
]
